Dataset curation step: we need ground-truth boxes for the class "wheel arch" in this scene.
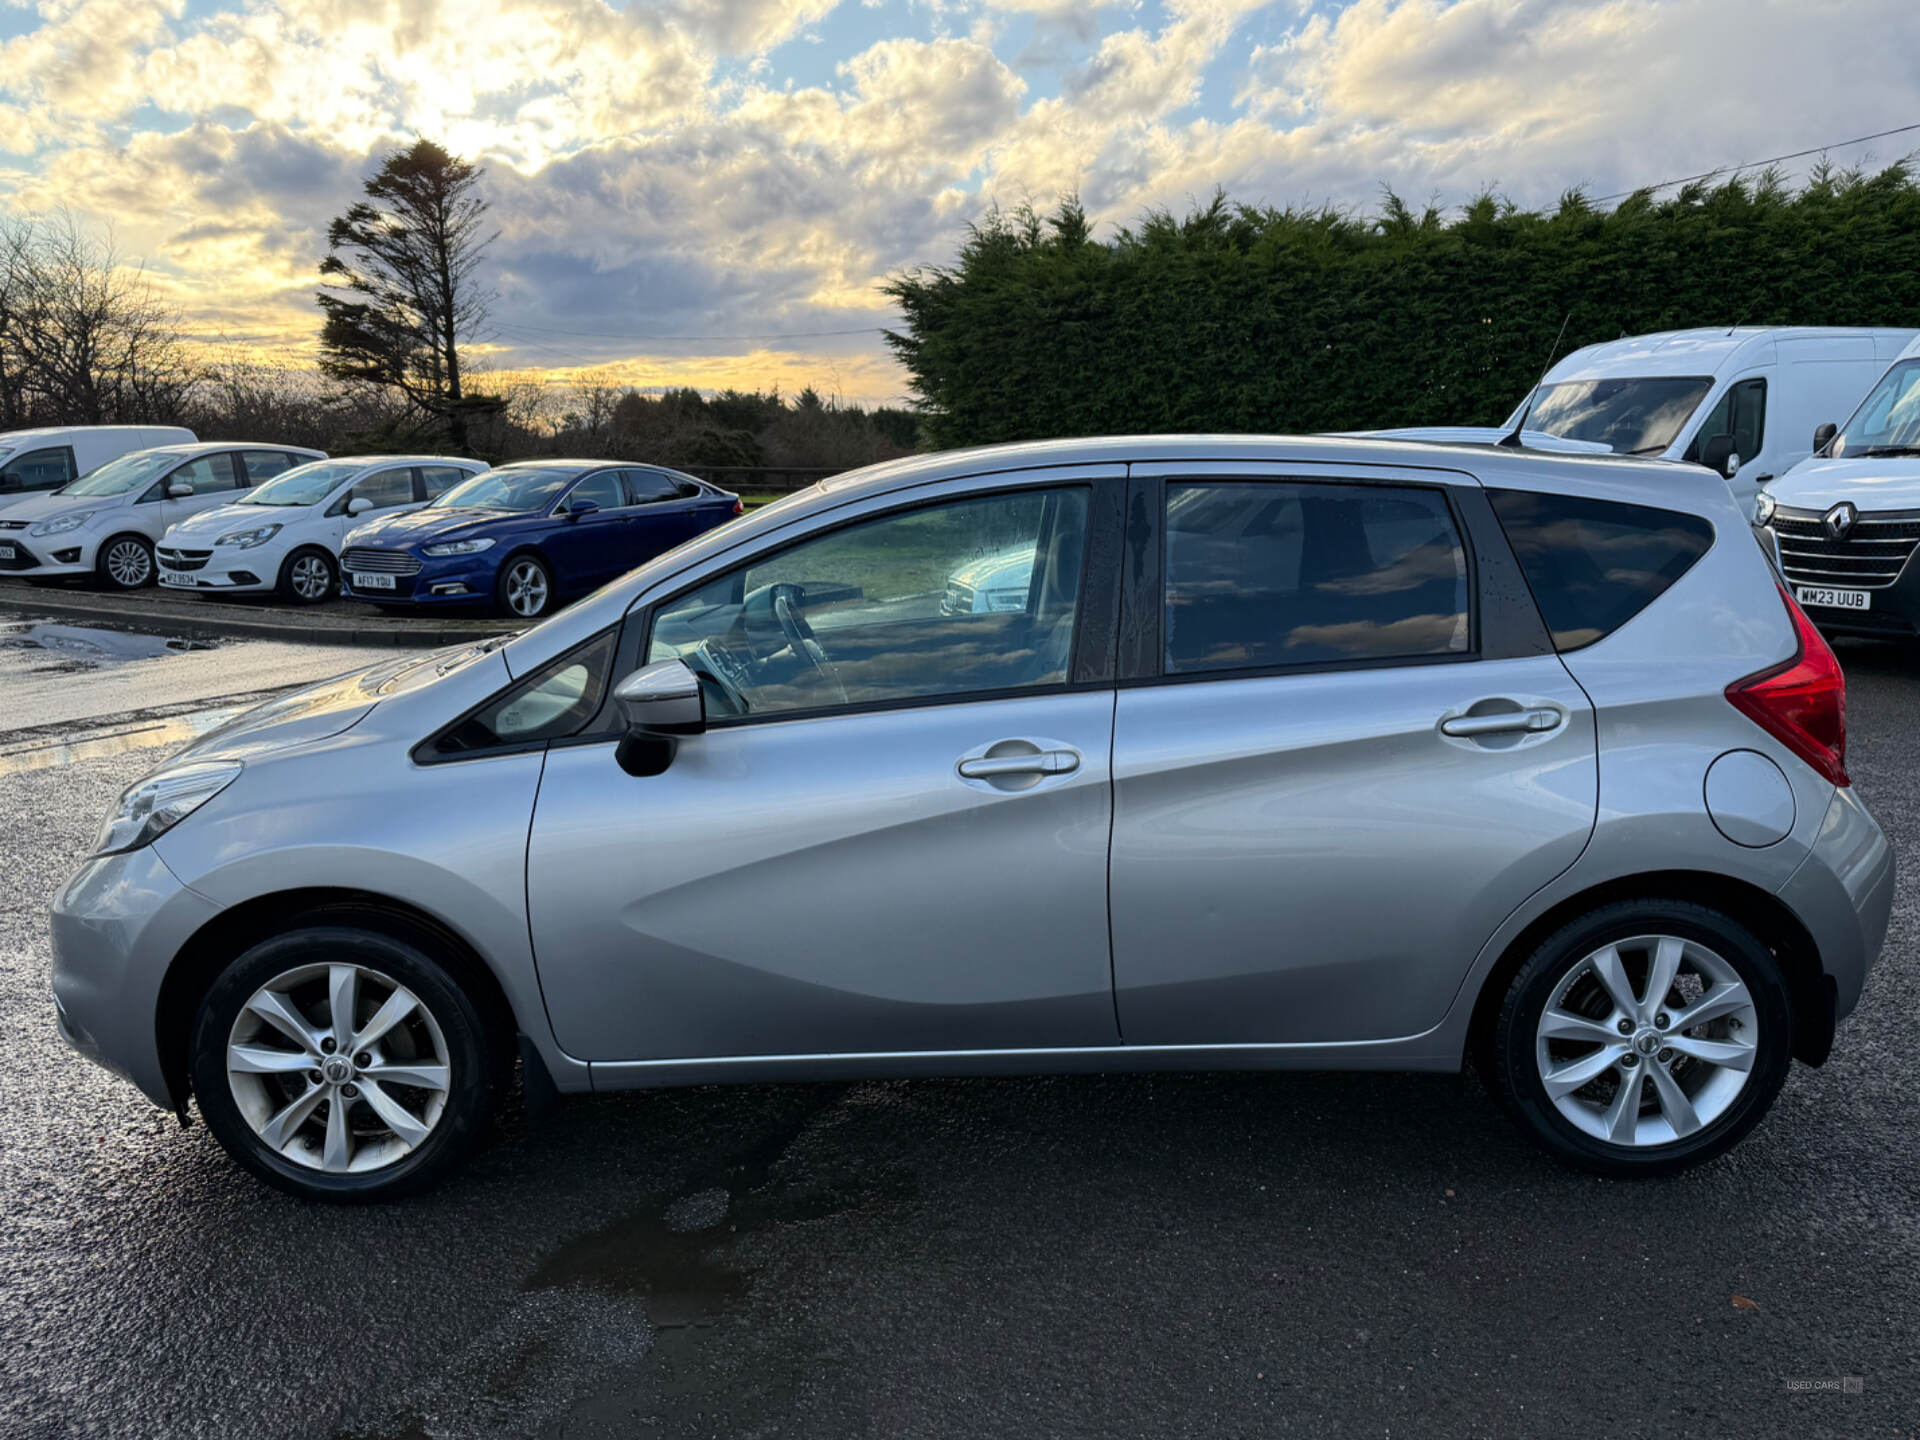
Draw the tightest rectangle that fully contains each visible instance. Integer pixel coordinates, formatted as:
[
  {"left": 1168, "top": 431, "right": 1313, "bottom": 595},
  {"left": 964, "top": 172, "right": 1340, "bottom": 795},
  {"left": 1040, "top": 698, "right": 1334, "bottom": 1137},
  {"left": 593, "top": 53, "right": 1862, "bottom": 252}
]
[
  {"left": 155, "top": 887, "right": 524, "bottom": 1110},
  {"left": 495, "top": 544, "right": 558, "bottom": 609},
  {"left": 1466, "top": 870, "right": 1833, "bottom": 1079}
]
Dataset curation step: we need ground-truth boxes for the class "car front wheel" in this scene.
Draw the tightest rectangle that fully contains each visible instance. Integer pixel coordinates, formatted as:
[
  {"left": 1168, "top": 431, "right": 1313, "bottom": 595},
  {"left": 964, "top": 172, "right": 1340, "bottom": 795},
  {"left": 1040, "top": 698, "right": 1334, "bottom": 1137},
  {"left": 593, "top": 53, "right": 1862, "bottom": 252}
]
[
  {"left": 189, "top": 919, "right": 500, "bottom": 1201},
  {"left": 96, "top": 534, "right": 155, "bottom": 589},
  {"left": 1490, "top": 899, "right": 1792, "bottom": 1177},
  {"left": 497, "top": 553, "right": 553, "bottom": 618},
  {"left": 278, "top": 547, "right": 338, "bottom": 605}
]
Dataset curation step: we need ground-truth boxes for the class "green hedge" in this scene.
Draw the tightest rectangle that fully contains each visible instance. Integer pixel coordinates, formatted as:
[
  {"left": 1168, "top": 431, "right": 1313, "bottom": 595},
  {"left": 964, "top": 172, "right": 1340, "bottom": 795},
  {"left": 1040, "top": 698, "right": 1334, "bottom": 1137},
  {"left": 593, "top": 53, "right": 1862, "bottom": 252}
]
[{"left": 883, "top": 165, "right": 1920, "bottom": 449}]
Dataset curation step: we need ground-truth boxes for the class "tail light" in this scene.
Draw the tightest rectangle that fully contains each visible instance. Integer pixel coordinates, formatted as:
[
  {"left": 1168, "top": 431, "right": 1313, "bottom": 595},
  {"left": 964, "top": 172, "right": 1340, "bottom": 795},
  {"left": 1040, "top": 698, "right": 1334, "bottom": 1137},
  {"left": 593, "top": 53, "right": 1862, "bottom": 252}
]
[
  {"left": 1725, "top": 585, "right": 1848, "bottom": 786},
  {"left": 731, "top": 498, "right": 744, "bottom": 516}
]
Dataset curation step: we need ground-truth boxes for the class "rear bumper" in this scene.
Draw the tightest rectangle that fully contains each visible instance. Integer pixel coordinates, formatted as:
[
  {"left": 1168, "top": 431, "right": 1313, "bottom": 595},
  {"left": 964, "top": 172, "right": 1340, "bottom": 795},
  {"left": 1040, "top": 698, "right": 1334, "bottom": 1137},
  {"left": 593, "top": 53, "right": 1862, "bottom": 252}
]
[
  {"left": 1779, "top": 785, "right": 1895, "bottom": 1029},
  {"left": 49, "top": 844, "right": 222, "bottom": 1110}
]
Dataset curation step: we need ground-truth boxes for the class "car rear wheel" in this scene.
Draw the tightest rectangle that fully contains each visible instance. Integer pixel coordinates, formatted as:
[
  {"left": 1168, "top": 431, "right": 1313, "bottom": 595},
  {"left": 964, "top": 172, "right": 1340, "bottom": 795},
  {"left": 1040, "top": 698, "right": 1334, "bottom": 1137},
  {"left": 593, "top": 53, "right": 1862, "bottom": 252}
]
[
  {"left": 96, "top": 534, "right": 154, "bottom": 589},
  {"left": 278, "top": 547, "right": 338, "bottom": 605},
  {"left": 1490, "top": 899, "right": 1792, "bottom": 1177},
  {"left": 189, "top": 921, "right": 501, "bottom": 1201},
  {"left": 497, "top": 553, "right": 553, "bottom": 618}
]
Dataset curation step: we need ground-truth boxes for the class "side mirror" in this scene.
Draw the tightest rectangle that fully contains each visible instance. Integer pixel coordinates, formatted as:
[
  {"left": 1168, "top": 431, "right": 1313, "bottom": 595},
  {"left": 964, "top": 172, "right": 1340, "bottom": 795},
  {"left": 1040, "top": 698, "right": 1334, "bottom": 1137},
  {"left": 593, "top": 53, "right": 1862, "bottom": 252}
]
[
  {"left": 613, "top": 658, "right": 705, "bottom": 777},
  {"left": 167, "top": 480, "right": 194, "bottom": 498},
  {"left": 566, "top": 499, "right": 600, "bottom": 521},
  {"left": 346, "top": 496, "right": 373, "bottom": 516},
  {"left": 0, "top": 471, "right": 19, "bottom": 491},
  {"left": 1699, "top": 434, "right": 1739, "bottom": 478},
  {"left": 1813, "top": 422, "right": 1838, "bottom": 455}
]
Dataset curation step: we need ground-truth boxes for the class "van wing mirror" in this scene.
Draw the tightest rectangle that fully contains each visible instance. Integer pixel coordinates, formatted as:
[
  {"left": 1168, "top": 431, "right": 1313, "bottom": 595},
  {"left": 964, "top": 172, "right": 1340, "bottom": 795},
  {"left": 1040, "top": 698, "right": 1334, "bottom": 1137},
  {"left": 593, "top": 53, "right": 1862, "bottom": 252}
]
[
  {"left": 1699, "top": 434, "right": 1738, "bottom": 478},
  {"left": 613, "top": 658, "right": 706, "bottom": 776},
  {"left": 1812, "top": 422, "right": 1837, "bottom": 455}
]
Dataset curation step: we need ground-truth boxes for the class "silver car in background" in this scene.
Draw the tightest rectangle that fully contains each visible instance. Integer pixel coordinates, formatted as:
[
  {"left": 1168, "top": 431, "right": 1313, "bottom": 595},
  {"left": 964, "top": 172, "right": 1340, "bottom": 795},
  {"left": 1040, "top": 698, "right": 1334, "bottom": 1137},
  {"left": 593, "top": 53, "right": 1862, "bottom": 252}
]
[{"left": 50, "top": 436, "right": 1891, "bottom": 1200}]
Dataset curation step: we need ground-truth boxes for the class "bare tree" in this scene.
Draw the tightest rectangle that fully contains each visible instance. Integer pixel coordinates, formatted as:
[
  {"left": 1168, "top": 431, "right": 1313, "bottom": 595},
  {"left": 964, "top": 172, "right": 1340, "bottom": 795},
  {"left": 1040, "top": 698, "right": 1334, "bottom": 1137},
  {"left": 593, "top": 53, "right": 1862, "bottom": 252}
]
[
  {"left": 317, "top": 139, "right": 497, "bottom": 450},
  {"left": 0, "top": 211, "right": 193, "bottom": 426}
]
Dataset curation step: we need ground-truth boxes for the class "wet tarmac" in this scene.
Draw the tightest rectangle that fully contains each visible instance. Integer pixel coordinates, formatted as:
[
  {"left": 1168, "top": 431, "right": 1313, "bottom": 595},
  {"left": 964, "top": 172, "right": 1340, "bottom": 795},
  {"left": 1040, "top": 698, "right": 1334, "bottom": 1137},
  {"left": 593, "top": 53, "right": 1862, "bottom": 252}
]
[{"left": 1, "top": 635, "right": 1917, "bottom": 1438}]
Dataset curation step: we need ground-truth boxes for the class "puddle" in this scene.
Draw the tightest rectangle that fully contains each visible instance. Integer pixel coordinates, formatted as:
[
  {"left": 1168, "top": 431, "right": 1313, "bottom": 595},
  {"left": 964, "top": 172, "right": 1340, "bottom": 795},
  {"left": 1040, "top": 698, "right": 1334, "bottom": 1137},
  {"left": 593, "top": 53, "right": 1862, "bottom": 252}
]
[
  {"left": 0, "top": 704, "right": 246, "bottom": 777},
  {"left": 0, "top": 620, "right": 216, "bottom": 663}
]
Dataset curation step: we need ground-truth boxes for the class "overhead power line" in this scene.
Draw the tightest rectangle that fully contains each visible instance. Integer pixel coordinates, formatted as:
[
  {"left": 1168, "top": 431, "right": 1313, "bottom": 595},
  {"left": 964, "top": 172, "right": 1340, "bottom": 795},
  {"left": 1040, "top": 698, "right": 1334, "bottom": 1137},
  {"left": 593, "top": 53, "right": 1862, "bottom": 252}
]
[{"left": 1590, "top": 121, "right": 1920, "bottom": 203}]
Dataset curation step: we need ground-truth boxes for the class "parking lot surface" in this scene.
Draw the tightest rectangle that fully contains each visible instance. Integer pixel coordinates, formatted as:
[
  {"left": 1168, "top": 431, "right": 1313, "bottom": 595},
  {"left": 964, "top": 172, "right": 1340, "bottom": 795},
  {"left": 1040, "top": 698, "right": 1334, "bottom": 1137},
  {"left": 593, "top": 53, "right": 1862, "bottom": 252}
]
[{"left": 1, "top": 635, "right": 1916, "bottom": 1438}]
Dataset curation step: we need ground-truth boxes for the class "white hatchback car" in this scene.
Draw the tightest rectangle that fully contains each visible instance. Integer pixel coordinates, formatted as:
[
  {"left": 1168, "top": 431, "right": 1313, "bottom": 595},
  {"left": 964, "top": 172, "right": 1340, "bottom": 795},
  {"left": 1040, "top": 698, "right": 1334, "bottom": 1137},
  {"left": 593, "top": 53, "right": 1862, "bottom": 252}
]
[
  {"left": 0, "top": 442, "right": 325, "bottom": 588},
  {"left": 159, "top": 456, "right": 485, "bottom": 604}
]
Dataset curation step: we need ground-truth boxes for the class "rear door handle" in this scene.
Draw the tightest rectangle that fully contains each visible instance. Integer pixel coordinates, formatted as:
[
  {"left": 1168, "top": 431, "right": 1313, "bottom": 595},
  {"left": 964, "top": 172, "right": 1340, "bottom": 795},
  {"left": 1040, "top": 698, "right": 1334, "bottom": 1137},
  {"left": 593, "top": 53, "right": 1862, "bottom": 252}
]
[
  {"left": 1440, "top": 707, "right": 1562, "bottom": 738},
  {"left": 957, "top": 749, "right": 1082, "bottom": 779}
]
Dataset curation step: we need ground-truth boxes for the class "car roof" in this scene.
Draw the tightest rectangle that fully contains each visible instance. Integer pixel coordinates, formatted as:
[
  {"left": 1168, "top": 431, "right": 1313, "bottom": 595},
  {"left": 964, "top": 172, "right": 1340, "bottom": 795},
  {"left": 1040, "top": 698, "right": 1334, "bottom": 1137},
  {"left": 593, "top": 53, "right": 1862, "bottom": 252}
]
[
  {"left": 781, "top": 433, "right": 1722, "bottom": 512},
  {"left": 1543, "top": 327, "right": 1918, "bottom": 382},
  {"left": 142, "top": 441, "right": 325, "bottom": 457},
  {"left": 492, "top": 458, "right": 695, "bottom": 474}
]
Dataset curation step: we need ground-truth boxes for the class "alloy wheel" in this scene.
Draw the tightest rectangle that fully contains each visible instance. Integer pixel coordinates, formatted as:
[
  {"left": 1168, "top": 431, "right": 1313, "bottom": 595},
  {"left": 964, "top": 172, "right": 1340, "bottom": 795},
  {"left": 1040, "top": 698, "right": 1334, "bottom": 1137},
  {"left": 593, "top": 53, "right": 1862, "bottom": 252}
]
[
  {"left": 505, "top": 559, "right": 549, "bottom": 616},
  {"left": 290, "top": 553, "right": 333, "bottom": 601},
  {"left": 226, "top": 962, "right": 452, "bottom": 1174},
  {"left": 1533, "top": 933, "right": 1758, "bottom": 1147},
  {"left": 105, "top": 539, "right": 151, "bottom": 587}
]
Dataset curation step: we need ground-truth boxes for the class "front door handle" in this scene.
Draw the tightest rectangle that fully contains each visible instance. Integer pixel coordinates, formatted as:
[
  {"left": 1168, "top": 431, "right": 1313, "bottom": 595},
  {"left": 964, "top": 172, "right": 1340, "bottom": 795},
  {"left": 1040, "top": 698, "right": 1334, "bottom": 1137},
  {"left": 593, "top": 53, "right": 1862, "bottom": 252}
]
[
  {"left": 1440, "top": 707, "right": 1562, "bottom": 738},
  {"left": 958, "top": 748, "right": 1082, "bottom": 779}
]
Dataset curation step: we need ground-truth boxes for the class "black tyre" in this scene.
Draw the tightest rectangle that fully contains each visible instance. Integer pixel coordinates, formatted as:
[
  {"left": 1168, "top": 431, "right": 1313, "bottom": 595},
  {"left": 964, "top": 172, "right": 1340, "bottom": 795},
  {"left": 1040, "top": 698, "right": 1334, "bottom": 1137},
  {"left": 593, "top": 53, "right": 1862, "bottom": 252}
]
[
  {"left": 95, "top": 533, "right": 155, "bottom": 589},
  {"left": 189, "top": 919, "right": 502, "bottom": 1201},
  {"left": 277, "top": 546, "right": 338, "bottom": 605},
  {"left": 496, "top": 552, "right": 553, "bottom": 618},
  {"left": 1490, "top": 899, "right": 1792, "bottom": 1177}
]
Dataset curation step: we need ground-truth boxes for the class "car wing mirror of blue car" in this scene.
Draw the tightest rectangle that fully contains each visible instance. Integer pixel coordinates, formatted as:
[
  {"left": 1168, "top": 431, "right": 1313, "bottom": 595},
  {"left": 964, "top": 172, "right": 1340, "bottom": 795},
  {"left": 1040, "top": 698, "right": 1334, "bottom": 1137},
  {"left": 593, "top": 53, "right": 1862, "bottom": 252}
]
[
  {"left": 614, "top": 658, "right": 706, "bottom": 777},
  {"left": 566, "top": 499, "right": 600, "bottom": 520}
]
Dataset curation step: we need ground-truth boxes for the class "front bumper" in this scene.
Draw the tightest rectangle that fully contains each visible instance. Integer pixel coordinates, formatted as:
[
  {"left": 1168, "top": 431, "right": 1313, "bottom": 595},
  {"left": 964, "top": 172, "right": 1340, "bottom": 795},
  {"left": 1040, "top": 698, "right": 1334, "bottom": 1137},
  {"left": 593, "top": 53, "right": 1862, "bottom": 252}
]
[
  {"left": 1778, "top": 784, "right": 1895, "bottom": 1029},
  {"left": 157, "top": 545, "right": 273, "bottom": 593},
  {"left": 0, "top": 529, "right": 98, "bottom": 576},
  {"left": 1767, "top": 509, "right": 1920, "bottom": 638},
  {"left": 50, "top": 843, "right": 223, "bottom": 1110},
  {"left": 342, "top": 550, "right": 499, "bottom": 606}
]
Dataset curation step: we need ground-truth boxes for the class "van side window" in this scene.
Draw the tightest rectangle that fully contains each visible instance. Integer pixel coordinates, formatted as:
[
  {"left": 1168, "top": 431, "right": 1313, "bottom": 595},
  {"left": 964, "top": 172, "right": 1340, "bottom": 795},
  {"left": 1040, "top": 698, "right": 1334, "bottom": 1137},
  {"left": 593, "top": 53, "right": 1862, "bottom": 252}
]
[
  {"left": 1489, "top": 490, "right": 1714, "bottom": 651},
  {"left": 1162, "top": 481, "right": 1470, "bottom": 674},
  {"left": 1685, "top": 379, "right": 1766, "bottom": 465},
  {"left": 0, "top": 446, "right": 76, "bottom": 493}
]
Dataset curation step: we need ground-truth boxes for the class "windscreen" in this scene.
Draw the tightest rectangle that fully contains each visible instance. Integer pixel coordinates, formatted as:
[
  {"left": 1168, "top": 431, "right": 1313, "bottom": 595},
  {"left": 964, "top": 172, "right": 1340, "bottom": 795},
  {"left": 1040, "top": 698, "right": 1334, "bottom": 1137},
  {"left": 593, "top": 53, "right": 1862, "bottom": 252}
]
[
  {"left": 1832, "top": 360, "right": 1920, "bottom": 458},
  {"left": 236, "top": 460, "right": 363, "bottom": 506},
  {"left": 1514, "top": 377, "right": 1714, "bottom": 455},
  {"left": 430, "top": 468, "right": 575, "bottom": 512},
  {"left": 58, "top": 450, "right": 180, "bottom": 496}
]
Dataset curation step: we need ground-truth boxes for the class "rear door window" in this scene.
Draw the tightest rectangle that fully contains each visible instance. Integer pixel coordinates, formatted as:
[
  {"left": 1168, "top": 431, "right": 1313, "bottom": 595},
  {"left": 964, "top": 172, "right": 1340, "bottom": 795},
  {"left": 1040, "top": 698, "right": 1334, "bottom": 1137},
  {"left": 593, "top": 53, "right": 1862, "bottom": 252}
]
[
  {"left": 239, "top": 450, "right": 300, "bottom": 484},
  {"left": 419, "top": 465, "right": 471, "bottom": 499},
  {"left": 1162, "top": 481, "right": 1471, "bottom": 674},
  {"left": 624, "top": 469, "right": 685, "bottom": 504},
  {"left": 1488, "top": 489, "right": 1715, "bottom": 650}
]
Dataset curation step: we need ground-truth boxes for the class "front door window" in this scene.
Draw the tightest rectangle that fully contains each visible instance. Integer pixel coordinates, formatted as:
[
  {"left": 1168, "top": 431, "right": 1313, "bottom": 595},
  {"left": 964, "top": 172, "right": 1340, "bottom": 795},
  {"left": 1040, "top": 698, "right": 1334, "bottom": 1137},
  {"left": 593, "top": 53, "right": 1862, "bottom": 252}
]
[{"left": 647, "top": 487, "right": 1090, "bottom": 717}]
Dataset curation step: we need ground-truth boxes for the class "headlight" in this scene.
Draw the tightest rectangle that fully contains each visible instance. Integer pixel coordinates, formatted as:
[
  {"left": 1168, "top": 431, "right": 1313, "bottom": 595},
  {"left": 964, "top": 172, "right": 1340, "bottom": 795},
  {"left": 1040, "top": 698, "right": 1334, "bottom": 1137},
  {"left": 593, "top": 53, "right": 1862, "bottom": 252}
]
[
  {"left": 1754, "top": 491, "right": 1777, "bottom": 526},
  {"left": 423, "top": 538, "right": 496, "bottom": 556},
  {"left": 29, "top": 510, "right": 95, "bottom": 537},
  {"left": 216, "top": 523, "right": 283, "bottom": 548},
  {"left": 985, "top": 588, "right": 1027, "bottom": 612},
  {"left": 94, "top": 762, "right": 243, "bottom": 856}
]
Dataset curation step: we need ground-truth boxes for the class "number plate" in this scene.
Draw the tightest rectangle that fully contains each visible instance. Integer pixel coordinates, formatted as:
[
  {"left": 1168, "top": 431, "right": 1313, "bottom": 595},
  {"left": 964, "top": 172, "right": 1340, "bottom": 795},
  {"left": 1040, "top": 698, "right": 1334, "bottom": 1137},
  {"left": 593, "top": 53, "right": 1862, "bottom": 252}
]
[
  {"left": 351, "top": 572, "right": 396, "bottom": 591},
  {"left": 0, "top": 543, "right": 14, "bottom": 559},
  {"left": 1795, "top": 585, "right": 1871, "bottom": 611},
  {"left": 159, "top": 571, "right": 195, "bottom": 588}
]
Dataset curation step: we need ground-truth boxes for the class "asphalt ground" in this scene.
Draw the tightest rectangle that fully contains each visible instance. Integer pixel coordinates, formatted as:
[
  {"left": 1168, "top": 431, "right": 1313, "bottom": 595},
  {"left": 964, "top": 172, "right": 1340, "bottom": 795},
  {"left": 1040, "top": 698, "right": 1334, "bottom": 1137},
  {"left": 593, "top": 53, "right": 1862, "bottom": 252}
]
[{"left": 1, "top": 629, "right": 1916, "bottom": 1439}]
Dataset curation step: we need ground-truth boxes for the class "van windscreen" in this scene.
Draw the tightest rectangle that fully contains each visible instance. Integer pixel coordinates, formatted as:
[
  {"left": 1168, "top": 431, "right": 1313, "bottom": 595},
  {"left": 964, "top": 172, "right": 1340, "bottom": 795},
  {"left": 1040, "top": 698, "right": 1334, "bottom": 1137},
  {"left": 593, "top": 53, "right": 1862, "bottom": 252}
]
[{"left": 1516, "top": 377, "right": 1714, "bottom": 455}]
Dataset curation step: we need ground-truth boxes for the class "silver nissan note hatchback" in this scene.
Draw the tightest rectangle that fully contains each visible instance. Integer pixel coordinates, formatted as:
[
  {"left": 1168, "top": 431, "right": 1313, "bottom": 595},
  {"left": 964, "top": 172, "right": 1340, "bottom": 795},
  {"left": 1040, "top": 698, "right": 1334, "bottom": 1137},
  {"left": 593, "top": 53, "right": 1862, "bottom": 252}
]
[{"left": 50, "top": 436, "right": 1893, "bottom": 1201}]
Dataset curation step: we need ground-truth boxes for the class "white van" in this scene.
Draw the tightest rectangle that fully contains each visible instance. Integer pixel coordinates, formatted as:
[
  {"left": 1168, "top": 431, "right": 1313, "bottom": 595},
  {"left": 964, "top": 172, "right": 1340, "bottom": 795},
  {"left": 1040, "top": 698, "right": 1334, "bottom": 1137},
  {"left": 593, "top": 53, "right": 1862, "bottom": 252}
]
[
  {"left": 0, "top": 425, "right": 196, "bottom": 511},
  {"left": 1758, "top": 333, "right": 1920, "bottom": 636},
  {"left": 1374, "top": 328, "right": 1916, "bottom": 514}
]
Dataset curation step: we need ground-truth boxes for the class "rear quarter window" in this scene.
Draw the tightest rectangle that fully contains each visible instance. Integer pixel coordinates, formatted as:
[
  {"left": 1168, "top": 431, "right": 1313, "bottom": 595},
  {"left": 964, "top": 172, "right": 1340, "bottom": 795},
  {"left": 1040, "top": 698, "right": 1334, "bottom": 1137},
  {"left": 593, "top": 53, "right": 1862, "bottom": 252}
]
[{"left": 1489, "top": 489, "right": 1715, "bottom": 651}]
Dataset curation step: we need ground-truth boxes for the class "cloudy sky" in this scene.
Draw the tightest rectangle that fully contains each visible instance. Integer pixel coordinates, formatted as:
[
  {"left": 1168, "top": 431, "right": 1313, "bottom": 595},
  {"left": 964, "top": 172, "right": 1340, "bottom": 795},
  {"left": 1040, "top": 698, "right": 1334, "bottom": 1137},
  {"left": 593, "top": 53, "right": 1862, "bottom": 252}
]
[{"left": 2, "top": 0, "right": 1915, "bottom": 403}]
